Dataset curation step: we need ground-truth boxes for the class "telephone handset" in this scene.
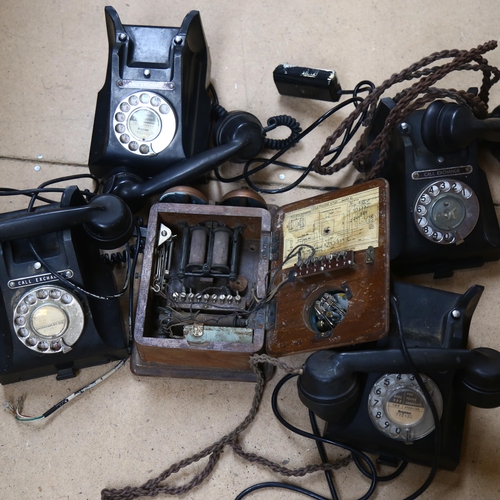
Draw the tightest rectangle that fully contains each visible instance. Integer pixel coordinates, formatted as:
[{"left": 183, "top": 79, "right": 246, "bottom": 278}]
[
  {"left": 0, "top": 187, "right": 134, "bottom": 384},
  {"left": 297, "top": 281, "right": 500, "bottom": 469}
]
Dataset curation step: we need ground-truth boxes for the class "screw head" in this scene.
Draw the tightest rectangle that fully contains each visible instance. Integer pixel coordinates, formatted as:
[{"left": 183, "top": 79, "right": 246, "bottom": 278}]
[
  {"left": 174, "top": 36, "right": 183, "bottom": 45},
  {"left": 452, "top": 309, "right": 461, "bottom": 319},
  {"left": 399, "top": 122, "right": 409, "bottom": 133}
]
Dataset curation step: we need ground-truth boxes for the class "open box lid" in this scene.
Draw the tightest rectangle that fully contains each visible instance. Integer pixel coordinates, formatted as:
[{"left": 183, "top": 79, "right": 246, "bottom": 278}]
[{"left": 265, "top": 178, "right": 390, "bottom": 357}]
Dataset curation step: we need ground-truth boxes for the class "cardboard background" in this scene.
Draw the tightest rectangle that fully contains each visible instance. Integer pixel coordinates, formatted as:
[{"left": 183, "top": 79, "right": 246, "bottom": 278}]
[{"left": 1, "top": 1, "right": 500, "bottom": 498}]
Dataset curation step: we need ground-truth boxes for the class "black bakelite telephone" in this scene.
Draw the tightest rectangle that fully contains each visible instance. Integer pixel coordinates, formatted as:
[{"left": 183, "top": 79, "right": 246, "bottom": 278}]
[
  {"left": 88, "top": 7, "right": 266, "bottom": 212},
  {"left": 359, "top": 98, "right": 500, "bottom": 277},
  {"left": 297, "top": 281, "right": 500, "bottom": 470},
  {"left": 0, "top": 187, "right": 133, "bottom": 384}
]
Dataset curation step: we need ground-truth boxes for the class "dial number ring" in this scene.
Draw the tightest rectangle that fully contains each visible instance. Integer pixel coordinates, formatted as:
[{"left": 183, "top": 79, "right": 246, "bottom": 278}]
[
  {"left": 413, "top": 179, "right": 479, "bottom": 244},
  {"left": 13, "top": 285, "right": 85, "bottom": 354},
  {"left": 113, "top": 91, "right": 176, "bottom": 156},
  {"left": 367, "top": 373, "right": 443, "bottom": 443}
]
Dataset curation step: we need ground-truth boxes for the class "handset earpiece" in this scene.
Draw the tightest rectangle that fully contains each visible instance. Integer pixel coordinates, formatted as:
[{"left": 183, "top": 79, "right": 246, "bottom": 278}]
[
  {"left": 0, "top": 186, "right": 134, "bottom": 249},
  {"left": 456, "top": 347, "right": 500, "bottom": 408},
  {"left": 297, "top": 349, "right": 361, "bottom": 422},
  {"left": 421, "top": 100, "right": 500, "bottom": 154},
  {"left": 104, "top": 111, "right": 266, "bottom": 212}
]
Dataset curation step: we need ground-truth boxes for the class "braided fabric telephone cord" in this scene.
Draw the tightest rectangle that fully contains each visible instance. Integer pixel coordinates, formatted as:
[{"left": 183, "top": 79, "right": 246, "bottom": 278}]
[
  {"left": 310, "top": 40, "right": 500, "bottom": 180},
  {"left": 101, "top": 355, "right": 351, "bottom": 500}
]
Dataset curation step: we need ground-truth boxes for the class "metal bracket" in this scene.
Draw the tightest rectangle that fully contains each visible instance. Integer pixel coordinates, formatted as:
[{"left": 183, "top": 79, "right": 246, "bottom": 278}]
[
  {"left": 265, "top": 301, "right": 277, "bottom": 330},
  {"left": 251, "top": 301, "right": 277, "bottom": 331},
  {"left": 260, "top": 232, "right": 280, "bottom": 261}
]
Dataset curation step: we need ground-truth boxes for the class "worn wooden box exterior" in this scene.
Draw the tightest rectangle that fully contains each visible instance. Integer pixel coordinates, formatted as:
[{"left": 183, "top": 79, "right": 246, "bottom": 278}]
[
  {"left": 266, "top": 179, "right": 390, "bottom": 356},
  {"left": 132, "top": 202, "right": 272, "bottom": 381}
]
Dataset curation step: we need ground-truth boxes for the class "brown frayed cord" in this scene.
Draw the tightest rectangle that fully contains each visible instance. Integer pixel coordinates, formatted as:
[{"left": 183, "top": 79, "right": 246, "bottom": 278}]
[
  {"left": 229, "top": 441, "right": 351, "bottom": 476},
  {"left": 311, "top": 40, "right": 500, "bottom": 179},
  {"left": 101, "top": 355, "right": 349, "bottom": 500}
]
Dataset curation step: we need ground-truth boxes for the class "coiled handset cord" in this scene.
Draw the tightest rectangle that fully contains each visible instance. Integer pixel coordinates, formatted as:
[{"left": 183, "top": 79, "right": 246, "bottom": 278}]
[{"left": 211, "top": 93, "right": 303, "bottom": 152}]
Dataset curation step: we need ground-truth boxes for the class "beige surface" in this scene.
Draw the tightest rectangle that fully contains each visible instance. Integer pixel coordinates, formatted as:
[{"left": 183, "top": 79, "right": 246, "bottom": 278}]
[{"left": 1, "top": 1, "right": 500, "bottom": 499}]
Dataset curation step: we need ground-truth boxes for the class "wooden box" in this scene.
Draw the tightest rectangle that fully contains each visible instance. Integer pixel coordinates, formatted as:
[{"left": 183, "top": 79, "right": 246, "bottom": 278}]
[{"left": 132, "top": 179, "right": 390, "bottom": 381}]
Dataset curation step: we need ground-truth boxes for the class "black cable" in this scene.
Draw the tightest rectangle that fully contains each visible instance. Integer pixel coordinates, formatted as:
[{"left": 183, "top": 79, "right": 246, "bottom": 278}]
[
  {"left": 0, "top": 187, "right": 65, "bottom": 197},
  {"left": 235, "top": 98, "right": 366, "bottom": 194},
  {"left": 31, "top": 172, "right": 100, "bottom": 192},
  {"left": 262, "top": 375, "right": 414, "bottom": 500},
  {"left": 27, "top": 173, "right": 100, "bottom": 212},
  {"left": 216, "top": 97, "right": 362, "bottom": 183},
  {"left": 390, "top": 295, "right": 442, "bottom": 500},
  {"left": 352, "top": 454, "right": 408, "bottom": 482},
  {"left": 270, "top": 243, "right": 316, "bottom": 284},
  {"left": 0, "top": 187, "right": 54, "bottom": 204},
  {"left": 237, "top": 295, "right": 437, "bottom": 500},
  {"left": 0, "top": 174, "right": 99, "bottom": 209},
  {"left": 342, "top": 80, "right": 376, "bottom": 99},
  {"left": 309, "top": 411, "right": 339, "bottom": 500},
  {"left": 235, "top": 482, "right": 332, "bottom": 500},
  {"left": 0, "top": 174, "right": 99, "bottom": 212},
  {"left": 28, "top": 239, "right": 131, "bottom": 301},
  {"left": 209, "top": 82, "right": 220, "bottom": 106},
  {"left": 212, "top": 79, "right": 374, "bottom": 194},
  {"left": 268, "top": 373, "right": 379, "bottom": 500}
]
